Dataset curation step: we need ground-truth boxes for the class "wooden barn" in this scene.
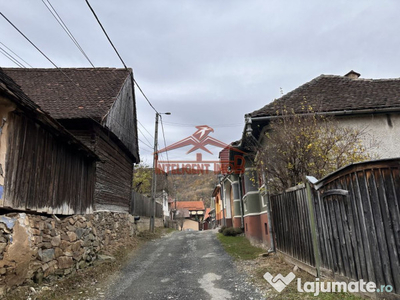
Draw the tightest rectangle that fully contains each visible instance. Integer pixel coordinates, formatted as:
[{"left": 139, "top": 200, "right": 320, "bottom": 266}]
[
  {"left": 4, "top": 68, "right": 140, "bottom": 213},
  {"left": 0, "top": 68, "right": 98, "bottom": 215}
]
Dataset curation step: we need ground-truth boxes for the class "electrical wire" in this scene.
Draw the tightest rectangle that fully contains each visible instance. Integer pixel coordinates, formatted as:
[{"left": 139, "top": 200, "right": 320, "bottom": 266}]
[
  {"left": 159, "top": 116, "right": 175, "bottom": 192},
  {"left": 41, "top": 0, "right": 95, "bottom": 67},
  {"left": 138, "top": 126, "right": 153, "bottom": 149},
  {"left": 134, "top": 81, "right": 158, "bottom": 113},
  {"left": 0, "top": 41, "right": 32, "bottom": 67},
  {"left": 0, "top": 12, "right": 77, "bottom": 84},
  {"left": 137, "top": 120, "right": 154, "bottom": 140},
  {"left": 85, "top": 0, "right": 126, "bottom": 69},
  {"left": 84, "top": 0, "right": 159, "bottom": 114},
  {"left": 159, "top": 116, "right": 170, "bottom": 165},
  {"left": 0, "top": 46, "right": 26, "bottom": 68},
  {"left": 1, "top": 12, "right": 59, "bottom": 69},
  {"left": 138, "top": 138, "right": 154, "bottom": 151}
]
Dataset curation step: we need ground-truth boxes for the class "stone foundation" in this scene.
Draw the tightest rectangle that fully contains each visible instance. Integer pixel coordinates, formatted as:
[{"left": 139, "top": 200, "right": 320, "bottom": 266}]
[{"left": 0, "top": 211, "right": 161, "bottom": 296}]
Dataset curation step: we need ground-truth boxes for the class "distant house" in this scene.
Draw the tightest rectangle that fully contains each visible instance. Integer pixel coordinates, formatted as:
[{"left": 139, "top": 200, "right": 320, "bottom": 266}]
[
  {"left": 4, "top": 68, "right": 139, "bottom": 213},
  {"left": 0, "top": 68, "right": 98, "bottom": 215},
  {"left": 175, "top": 201, "right": 205, "bottom": 231},
  {"left": 175, "top": 201, "right": 205, "bottom": 219},
  {"left": 202, "top": 208, "right": 213, "bottom": 230}
]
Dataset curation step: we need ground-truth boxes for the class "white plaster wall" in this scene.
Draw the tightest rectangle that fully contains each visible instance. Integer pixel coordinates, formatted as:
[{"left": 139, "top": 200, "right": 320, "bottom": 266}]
[{"left": 336, "top": 114, "right": 400, "bottom": 159}]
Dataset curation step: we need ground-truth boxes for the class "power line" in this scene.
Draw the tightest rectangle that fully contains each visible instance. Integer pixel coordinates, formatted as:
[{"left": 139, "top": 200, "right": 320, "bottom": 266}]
[
  {"left": 138, "top": 126, "right": 153, "bottom": 149},
  {"left": 160, "top": 116, "right": 170, "bottom": 164},
  {"left": 159, "top": 116, "right": 175, "bottom": 192},
  {"left": 42, "top": 0, "right": 95, "bottom": 67},
  {"left": 138, "top": 120, "right": 154, "bottom": 139},
  {"left": 1, "top": 12, "right": 60, "bottom": 69},
  {"left": 85, "top": 0, "right": 126, "bottom": 69},
  {"left": 0, "top": 12, "right": 77, "bottom": 84},
  {"left": 134, "top": 80, "right": 158, "bottom": 113},
  {"left": 0, "top": 41, "right": 33, "bottom": 67},
  {"left": 84, "top": 0, "right": 159, "bottom": 114},
  {"left": 0, "top": 46, "right": 26, "bottom": 68},
  {"left": 138, "top": 138, "right": 154, "bottom": 151}
]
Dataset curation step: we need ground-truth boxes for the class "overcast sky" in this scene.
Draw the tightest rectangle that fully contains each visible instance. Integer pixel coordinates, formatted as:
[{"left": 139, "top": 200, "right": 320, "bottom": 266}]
[{"left": 1, "top": 1, "right": 400, "bottom": 166}]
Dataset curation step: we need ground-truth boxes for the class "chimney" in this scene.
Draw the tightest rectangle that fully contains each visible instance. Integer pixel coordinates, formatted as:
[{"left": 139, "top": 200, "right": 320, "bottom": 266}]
[{"left": 344, "top": 70, "right": 361, "bottom": 79}]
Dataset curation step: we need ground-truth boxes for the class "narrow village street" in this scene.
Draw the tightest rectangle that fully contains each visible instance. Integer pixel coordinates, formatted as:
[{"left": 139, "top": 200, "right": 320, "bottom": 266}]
[{"left": 104, "top": 230, "right": 265, "bottom": 300}]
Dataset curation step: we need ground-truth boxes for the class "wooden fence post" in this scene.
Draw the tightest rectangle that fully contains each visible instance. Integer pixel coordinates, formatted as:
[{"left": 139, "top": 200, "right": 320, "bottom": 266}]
[{"left": 306, "top": 178, "right": 321, "bottom": 278}]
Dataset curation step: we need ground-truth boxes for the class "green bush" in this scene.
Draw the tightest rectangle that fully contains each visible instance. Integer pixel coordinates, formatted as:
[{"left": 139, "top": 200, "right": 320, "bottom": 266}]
[
  {"left": 234, "top": 227, "right": 243, "bottom": 235},
  {"left": 222, "top": 227, "right": 243, "bottom": 236},
  {"left": 218, "top": 225, "right": 227, "bottom": 233}
]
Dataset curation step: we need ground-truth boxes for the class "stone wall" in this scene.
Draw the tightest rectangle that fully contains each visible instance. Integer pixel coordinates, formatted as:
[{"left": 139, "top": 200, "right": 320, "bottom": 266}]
[{"left": 0, "top": 211, "right": 159, "bottom": 296}]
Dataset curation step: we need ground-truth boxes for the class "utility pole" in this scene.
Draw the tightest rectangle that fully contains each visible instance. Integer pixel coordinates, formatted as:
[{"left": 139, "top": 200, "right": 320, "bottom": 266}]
[
  {"left": 150, "top": 112, "right": 171, "bottom": 232},
  {"left": 150, "top": 113, "right": 159, "bottom": 232}
]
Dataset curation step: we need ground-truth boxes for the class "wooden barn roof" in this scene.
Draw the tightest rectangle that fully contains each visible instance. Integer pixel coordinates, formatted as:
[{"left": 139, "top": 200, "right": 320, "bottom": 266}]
[
  {"left": 250, "top": 71, "right": 400, "bottom": 118},
  {"left": 0, "top": 68, "right": 98, "bottom": 159},
  {"left": 3, "top": 68, "right": 131, "bottom": 120}
]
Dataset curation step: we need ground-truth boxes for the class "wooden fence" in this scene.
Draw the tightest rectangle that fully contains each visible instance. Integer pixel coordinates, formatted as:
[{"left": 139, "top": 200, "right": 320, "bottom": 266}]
[
  {"left": 271, "top": 186, "right": 315, "bottom": 268},
  {"left": 130, "top": 191, "right": 163, "bottom": 218},
  {"left": 270, "top": 159, "right": 400, "bottom": 296}
]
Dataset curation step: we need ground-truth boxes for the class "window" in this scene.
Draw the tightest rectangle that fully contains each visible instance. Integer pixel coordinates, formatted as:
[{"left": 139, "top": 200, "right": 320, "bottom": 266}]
[{"left": 264, "top": 223, "right": 268, "bottom": 235}]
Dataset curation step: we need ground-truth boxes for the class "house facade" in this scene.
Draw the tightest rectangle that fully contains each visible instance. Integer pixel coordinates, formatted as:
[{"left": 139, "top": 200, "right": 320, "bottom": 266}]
[
  {"left": 248, "top": 70, "right": 400, "bottom": 160},
  {"left": 0, "top": 68, "right": 97, "bottom": 215},
  {"left": 4, "top": 68, "right": 139, "bottom": 213},
  {"left": 222, "top": 70, "right": 400, "bottom": 248},
  {"left": 175, "top": 200, "right": 205, "bottom": 230},
  {"left": 212, "top": 185, "right": 224, "bottom": 226}
]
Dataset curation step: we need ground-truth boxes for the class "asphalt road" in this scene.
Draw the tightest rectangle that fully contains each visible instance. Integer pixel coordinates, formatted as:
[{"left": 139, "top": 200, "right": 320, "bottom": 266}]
[{"left": 105, "top": 229, "right": 265, "bottom": 300}]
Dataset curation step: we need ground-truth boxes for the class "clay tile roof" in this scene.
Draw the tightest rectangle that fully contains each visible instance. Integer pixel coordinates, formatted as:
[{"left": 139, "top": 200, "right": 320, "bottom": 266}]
[
  {"left": 175, "top": 201, "right": 205, "bottom": 211},
  {"left": 0, "top": 68, "right": 39, "bottom": 111},
  {"left": 2, "top": 68, "right": 131, "bottom": 120},
  {"left": 249, "top": 73, "right": 400, "bottom": 118},
  {"left": 0, "top": 68, "right": 98, "bottom": 159}
]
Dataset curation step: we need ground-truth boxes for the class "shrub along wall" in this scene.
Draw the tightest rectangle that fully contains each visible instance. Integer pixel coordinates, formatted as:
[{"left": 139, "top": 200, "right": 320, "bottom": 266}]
[{"left": 0, "top": 211, "right": 143, "bottom": 296}]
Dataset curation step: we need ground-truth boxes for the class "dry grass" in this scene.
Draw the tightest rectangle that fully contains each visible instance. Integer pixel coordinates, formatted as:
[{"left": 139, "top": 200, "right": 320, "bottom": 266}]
[{"left": 218, "top": 234, "right": 362, "bottom": 300}]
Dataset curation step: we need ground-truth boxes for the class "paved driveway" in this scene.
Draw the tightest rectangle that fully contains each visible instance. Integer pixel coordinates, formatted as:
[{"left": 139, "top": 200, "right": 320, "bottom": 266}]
[{"left": 105, "top": 230, "right": 265, "bottom": 300}]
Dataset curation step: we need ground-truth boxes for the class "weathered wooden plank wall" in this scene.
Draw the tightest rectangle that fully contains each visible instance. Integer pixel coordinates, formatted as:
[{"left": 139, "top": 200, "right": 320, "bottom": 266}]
[
  {"left": 64, "top": 121, "right": 134, "bottom": 213},
  {"left": 131, "top": 191, "right": 162, "bottom": 218},
  {"left": 314, "top": 163, "right": 400, "bottom": 294},
  {"left": 271, "top": 187, "right": 315, "bottom": 267},
  {"left": 103, "top": 76, "right": 138, "bottom": 161},
  {"left": 93, "top": 127, "right": 134, "bottom": 212},
  {"left": 3, "top": 113, "right": 96, "bottom": 215},
  {"left": 270, "top": 159, "right": 400, "bottom": 296}
]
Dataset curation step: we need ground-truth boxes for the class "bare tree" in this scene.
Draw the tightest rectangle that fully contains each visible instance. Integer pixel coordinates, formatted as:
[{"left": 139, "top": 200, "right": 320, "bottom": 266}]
[{"left": 256, "top": 103, "right": 376, "bottom": 193}]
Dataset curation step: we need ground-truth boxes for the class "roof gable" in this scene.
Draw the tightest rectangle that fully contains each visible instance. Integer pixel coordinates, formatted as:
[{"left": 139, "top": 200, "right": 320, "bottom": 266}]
[
  {"left": 250, "top": 73, "right": 400, "bottom": 118},
  {"left": 3, "top": 68, "right": 131, "bottom": 120}
]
